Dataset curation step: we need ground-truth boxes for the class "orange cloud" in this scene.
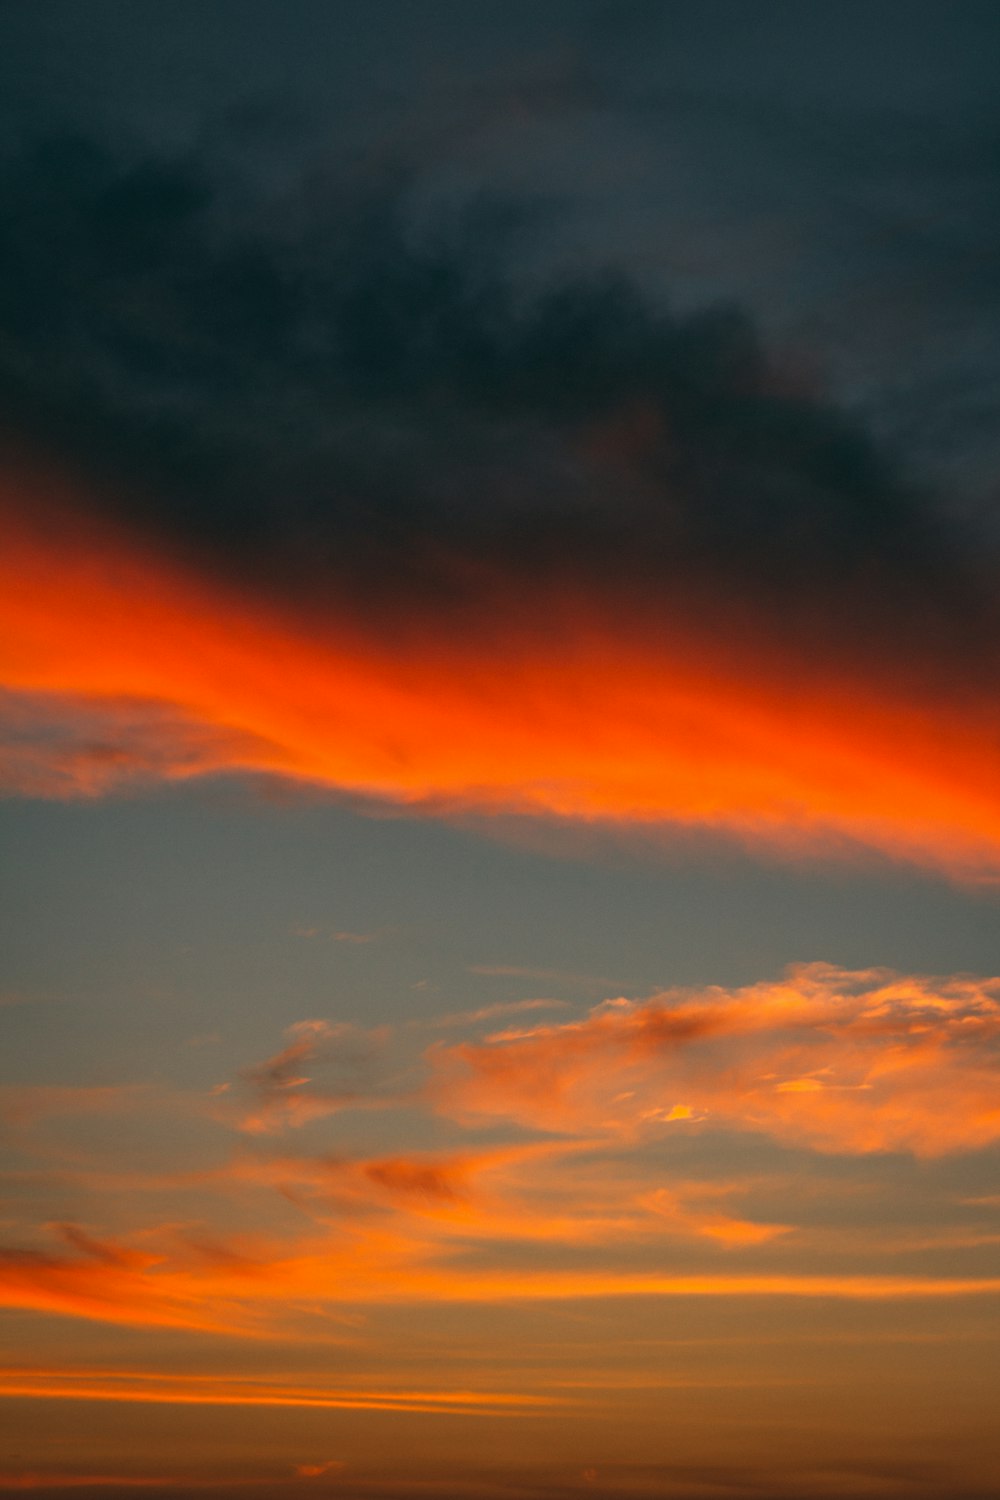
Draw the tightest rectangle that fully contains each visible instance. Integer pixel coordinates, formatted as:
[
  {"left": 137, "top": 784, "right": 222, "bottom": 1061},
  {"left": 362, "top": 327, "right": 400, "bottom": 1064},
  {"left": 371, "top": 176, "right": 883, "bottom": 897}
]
[
  {"left": 171, "top": 1094, "right": 799, "bottom": 1253},
  {"left": 0, "top": 1368, "right": 557, "bottom": 1417},
  {"left": 2, "top": 483, "right": 1000, "bottom": 876},
  {"left": 0, "top": 1228, "right": 259, "bottom": 1335},
  {"left": 4, "top": 1220, "right": 998, "bottom": 1340},
  {"left": 430, "top": 963, "right": 1000, "bottom": 1156}
]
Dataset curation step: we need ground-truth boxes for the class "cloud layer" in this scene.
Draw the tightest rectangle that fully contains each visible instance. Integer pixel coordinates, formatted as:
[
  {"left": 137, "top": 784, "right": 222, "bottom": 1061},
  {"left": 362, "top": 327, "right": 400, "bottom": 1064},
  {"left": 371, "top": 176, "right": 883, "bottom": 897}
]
[
  {"left": 3, "top": 964, "right": 1000, "bottom": 1343},
  {"left": 0, "top": 128, "right": 998, "bottom": 872}
]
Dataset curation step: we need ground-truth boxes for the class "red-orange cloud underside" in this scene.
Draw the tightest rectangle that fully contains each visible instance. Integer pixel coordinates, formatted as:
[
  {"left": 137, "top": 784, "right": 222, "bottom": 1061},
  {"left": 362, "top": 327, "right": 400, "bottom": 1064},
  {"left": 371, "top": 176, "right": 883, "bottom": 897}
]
[{"left": 2, "top": 480, "right": 999, "bottom": 874}]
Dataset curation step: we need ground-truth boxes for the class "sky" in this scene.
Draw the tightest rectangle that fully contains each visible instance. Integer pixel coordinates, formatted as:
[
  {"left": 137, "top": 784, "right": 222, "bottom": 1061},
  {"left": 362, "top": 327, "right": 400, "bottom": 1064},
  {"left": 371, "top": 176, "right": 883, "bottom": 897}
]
[{"left": 1, "top": 4, "right": 999, "bottom": 1497}]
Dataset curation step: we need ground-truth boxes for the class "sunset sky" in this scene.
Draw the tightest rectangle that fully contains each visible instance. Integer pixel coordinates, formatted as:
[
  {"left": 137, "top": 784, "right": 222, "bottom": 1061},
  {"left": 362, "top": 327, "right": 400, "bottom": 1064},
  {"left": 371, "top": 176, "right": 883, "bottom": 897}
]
[{"left": 2, "top": 5, "right": 1000, "bottom": 1498}]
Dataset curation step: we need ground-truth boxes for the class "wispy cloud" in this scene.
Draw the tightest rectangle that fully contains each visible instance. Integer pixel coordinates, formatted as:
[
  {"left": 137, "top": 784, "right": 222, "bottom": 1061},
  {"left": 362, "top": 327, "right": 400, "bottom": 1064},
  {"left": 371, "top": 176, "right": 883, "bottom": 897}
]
[
  {"left": 234, "top": 1019, "right": 396, "bottom": 1135},
  {"left": 415, "top": 999, "right": 572, "bottom": 1030},
  {"left": 3, "top": 1216, "right": 999, "bottom": 1340},
  {"left": 0, "top": 1367, "right": 559, "bottom": 1417}
]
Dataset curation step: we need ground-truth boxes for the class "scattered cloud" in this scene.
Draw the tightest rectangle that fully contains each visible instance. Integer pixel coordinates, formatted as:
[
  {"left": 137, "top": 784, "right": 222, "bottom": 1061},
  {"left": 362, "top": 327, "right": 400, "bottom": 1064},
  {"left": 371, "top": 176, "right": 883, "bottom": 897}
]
[{"left": 1, "top": 963, "right": 996, "bottom": 1338}]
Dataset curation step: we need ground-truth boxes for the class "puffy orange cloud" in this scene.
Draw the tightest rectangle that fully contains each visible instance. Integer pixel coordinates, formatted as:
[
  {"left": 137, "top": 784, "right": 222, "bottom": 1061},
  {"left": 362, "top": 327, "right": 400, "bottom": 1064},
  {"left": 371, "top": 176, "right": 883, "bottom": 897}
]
[
  {"left": 430, "top": 963, "right": 1000, "bottom": 1156},
  {"left": 2, "top": 483, "right": 1000, "bottom": 875}
]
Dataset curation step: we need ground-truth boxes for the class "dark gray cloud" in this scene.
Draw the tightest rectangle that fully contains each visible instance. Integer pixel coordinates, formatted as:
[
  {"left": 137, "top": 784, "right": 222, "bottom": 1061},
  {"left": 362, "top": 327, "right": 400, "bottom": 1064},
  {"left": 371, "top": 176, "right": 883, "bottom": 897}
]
[
  {"left": 0, "top": 120, "right": 992, "bottom": 678},
  {"left": 4, "top": 3, "right": 1000, "bottom": 513},
  {"left": 2, "top": 0, "right": 999, "bottom": 683}
]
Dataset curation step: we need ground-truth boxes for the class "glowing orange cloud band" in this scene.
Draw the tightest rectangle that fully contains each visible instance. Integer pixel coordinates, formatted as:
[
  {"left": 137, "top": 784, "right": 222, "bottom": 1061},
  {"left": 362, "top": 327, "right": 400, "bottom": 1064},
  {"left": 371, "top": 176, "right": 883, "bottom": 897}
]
[
  {"left": 3, "top": 1242, "right": 995, "bottom": 1338},
  {"left": 4, "top": 1225, "right": 1000, "bottom": 1337},
  {"left": 2, "top": 484, "right": 999, "bottom": 873}
]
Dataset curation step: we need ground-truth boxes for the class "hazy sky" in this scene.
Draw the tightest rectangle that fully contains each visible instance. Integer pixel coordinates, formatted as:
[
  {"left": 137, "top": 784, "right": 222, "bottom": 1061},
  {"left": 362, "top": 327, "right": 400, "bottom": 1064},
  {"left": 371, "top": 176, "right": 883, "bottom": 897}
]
[{"left": 1, "top": 6, "right": 999, "bottom": 1499}]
